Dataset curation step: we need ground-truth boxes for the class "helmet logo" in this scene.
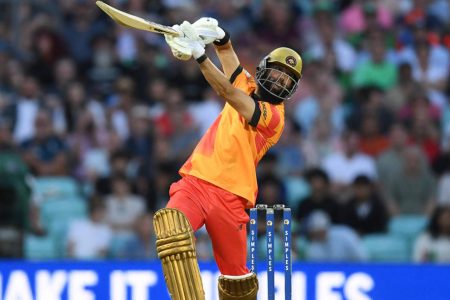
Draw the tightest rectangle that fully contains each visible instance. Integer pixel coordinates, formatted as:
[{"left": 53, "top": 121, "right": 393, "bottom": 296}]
[{"left": 285, "top": 56, "right": 296, "bottom": 67}]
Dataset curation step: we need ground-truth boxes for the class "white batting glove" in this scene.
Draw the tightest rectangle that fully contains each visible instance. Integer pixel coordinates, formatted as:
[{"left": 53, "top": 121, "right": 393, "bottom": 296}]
[
  {"left": 192, "top": 17, "right": 226, "bottom": 45},
  {"left": 179, "top": 21, "right": 206, "bottom": 59},
  {"left": 165, "top": 24, "right": 192, "bottom": 60}
]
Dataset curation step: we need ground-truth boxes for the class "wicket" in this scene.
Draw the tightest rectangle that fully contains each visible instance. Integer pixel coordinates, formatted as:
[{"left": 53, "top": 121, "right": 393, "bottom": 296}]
[{"left": 249, "top": 204, "right": 292, "bottom": 300}]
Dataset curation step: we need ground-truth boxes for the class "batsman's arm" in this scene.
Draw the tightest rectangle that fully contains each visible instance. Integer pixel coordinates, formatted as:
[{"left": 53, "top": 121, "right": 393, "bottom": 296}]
[
  {"left": 198, "top": 57, "right": 257, "bottom": 124},
  {"left": 214, "top": 40, "right": 240, "bottom": 79}
]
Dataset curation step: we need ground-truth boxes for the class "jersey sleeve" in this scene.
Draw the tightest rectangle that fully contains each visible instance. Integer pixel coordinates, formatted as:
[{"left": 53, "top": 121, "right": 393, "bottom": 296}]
[
  {"left": 230, "top": 66, "right": 256, "bottom": 95},
  {"left": 254, "top": 101, "right": 284, "bottom": 144}
]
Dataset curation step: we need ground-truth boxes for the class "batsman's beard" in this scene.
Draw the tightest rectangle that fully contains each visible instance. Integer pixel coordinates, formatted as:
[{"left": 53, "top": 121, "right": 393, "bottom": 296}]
[{"left": 255, "top": 84, "right": 284, "bottom": 105}]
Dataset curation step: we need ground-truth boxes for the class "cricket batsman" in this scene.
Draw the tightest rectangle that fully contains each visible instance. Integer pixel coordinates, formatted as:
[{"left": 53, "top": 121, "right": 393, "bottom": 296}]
[{"left": 153, "top": 18, "right": 302, "bottom": 299}]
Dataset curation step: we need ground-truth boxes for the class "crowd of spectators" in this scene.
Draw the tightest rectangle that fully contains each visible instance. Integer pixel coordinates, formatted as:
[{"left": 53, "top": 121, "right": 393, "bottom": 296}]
[{"left": 0, "top": 0, "right": 450, "bottom": 262}]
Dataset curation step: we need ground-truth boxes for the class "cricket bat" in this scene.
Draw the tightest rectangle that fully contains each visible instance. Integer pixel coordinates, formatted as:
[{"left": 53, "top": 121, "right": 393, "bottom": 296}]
[{"left": 96, "top": 1, "right": 181, "bottom": 36}]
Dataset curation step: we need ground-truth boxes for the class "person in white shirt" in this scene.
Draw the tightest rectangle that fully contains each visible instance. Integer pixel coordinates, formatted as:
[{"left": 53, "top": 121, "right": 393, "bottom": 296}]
[
  {"left": 67, "top": 198, "right": 112, "bottom": 259},
  {"left": 305, "top": 210, "right": 368, "bottom": 262},
  {"left": 105, "top": 174, "right": 146, "bottom": 237},
  {"left": 322, "top": 130, "right": 377, "bottom": 200},
  {"left": 414, "top": 205, "right": 450, "bottom": 263},
  {"left": 396, "top": 25, "right": 449, "bottom": 108}
]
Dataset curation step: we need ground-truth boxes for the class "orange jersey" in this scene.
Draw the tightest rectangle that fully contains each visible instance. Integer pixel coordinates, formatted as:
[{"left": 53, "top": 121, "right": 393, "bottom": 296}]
[{"left": 179, "top": 67, "right": 285, "bottom": 207}]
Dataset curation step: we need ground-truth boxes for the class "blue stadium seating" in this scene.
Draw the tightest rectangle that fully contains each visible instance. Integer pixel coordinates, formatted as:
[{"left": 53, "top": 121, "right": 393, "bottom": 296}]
[
  {"left": 40, "top": 197, "right": 87, "bottom": 226},
  {"left": 32, "top": 177, "right": 80, "bottom": 202},
  {"left": 283, "top": 176, "right": 310, "bottom": 210},
  {"left": 389, "top": 215, "right": 428, "bottom": 240},
  {"left": 388, "top": 215, "right": 428, "bottom": 258},
  {"left": 362, "top": 234, "right": 410, "bottom": 262},
  {"left": 40, "top": 197, "right": 88, "bottom": 257},
  {"left": 24, "top": 234, "right": 58, "bottom": 260}
]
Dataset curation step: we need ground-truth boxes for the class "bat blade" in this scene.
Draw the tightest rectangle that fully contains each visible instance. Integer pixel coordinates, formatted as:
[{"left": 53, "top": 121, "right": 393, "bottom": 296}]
[{"left": 95, "top": 1, "right": 180, "bottom": 36}]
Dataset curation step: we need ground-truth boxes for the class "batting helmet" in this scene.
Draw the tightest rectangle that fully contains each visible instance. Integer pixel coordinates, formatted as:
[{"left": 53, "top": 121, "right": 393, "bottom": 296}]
[{"left": 255, "top": 47, "right": 302, "bottom": 104}]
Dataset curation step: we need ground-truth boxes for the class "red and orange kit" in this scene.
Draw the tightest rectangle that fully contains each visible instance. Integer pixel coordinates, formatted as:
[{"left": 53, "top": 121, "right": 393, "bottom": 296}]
[
  {"left": 154, "top": 17, "right": 302, "bottom": 299},
  {"left": 168, "top": 67, "right": 285, "bottom": 275}
]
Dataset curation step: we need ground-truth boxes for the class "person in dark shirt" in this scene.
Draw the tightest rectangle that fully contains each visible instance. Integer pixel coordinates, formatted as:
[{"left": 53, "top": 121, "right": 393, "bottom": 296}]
[
  {"left": 296, "top": 168, "right": 340, "bottom": 224},
  {"left": 20, "top": 110, "right": 68, "bottom": 176},
  {"left": 340, "top": 175, "right": 389, "bottom": 235}
]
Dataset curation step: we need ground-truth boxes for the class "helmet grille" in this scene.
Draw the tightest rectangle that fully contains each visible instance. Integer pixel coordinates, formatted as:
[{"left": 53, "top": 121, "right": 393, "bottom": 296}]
[{"left": 256, "top": 65, "right": 299, "bottom": 102}]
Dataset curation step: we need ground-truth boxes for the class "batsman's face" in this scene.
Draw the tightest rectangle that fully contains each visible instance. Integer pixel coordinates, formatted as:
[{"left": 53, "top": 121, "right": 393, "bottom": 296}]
[{"left": 261, "top": 64, "right": 296, "bottom": 98}]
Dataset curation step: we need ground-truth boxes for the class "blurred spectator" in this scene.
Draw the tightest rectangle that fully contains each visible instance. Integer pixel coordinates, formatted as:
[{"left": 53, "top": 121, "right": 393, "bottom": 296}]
[
  {"left": 69, "top": 109, "right": 110, "bottom": 181},
  {"left": 397, "top": 23, "right": 449, "bottom": 108},
  {"left": 67, "top": 197, "right": 112, "bottom": 259},
  {"left": 95, "top": 150, "right": 130, "bottom": 196},
  {"left": 358, "top": 114, "right": 389, "bottom": 157},
  {"left": 0, "top": 119, "right": 16, "bottom": 151},
  {"left": 385, "top": 146, "right": 436, "bottom": 215},
  {"left": 308, "top": 9, "right": 356, "bottom": 74},
  {"left": 62, "top": 0, "right": 108, "bottom": 66},
  {"left": 322, "top": 130, "right": 377, "bottom": 197},
  {"left": 43, "top": 93, "right": 66, "bottom": 135},
  {"left": 293, "top": 61, "right": 344, "bottom": 136},
  {"left": 304, "top": 210, "right": 367, "bottom": 262},
  {"left": 340, "top": 0, "right": 393, "bottom": 35},
  {"left": 155, "top": 87, "right": 200, "bottom": 164},
  {"left": 253, "top": 0, "right": 302, "bottom": 54},
  {"left": 189, "top": 89, "right": 222, "bottom": 135},
  {"left": 210, "top": 1, "right": 251, "bottom": 39},
  {"left": 352, "top": 28, "right": 397, "bottom": 90},
  {"left": 27, "top": 27, "right": 68, "bottom": 87},
  {"left": 146, "top": 78, "right": 169, "bottom": 109},
  {"left": 20, "top": 110, "right": 68, "bottom": 176},
  {"left": 434, "top": 148, "right": 450, "bottom": 206},
  {"left": 339, "top": 175, "right": 389, "bottom": 235},
  {"left": 105, "top": 174, "right": 146, "bottom": 237},
  {"left": 126, "top": 105, "right": 154, "bottom": 167},
  {"left": 427, "top": 0, "right": 450, "bottom": 25},
  {"left": 414, "top": 205, "right": 450, "bottom": 263},
  {"left": 302, "top": 116, "right": 341, "bottom": 168},
  {"left": 400, "top": 0, "right": 447, "bottom": 30},
  {"left": 257, "top": 174, "right": 286, "bottom": 207},
  {"left": 0, "top": 119, "right": 31, "bottom": 229},
  {"left": 377, "top": 123, "right": 409, "bottom": 193},
  {"left": 441, "top": 100, "right": 450, "bottom": 150},
  {"left": 107, "top": 76, "right": 138, "bottom": 141},
  {"left": 347, "top": 86, "right": 394, "bottom": 136},
  {"left": 405, "top": 95, "right": 441, "bottom": 164},
  {"left": 356, "top": 27, "right": 398, "bottom": 66},
  {"left": 257, "top": 151, "right": 279, "bottom": 178},
  {"left": 51, "top": 58, "right": 78, "bottom": 97},
  {"left": 399, "top": 91, "right": 440, "bottom": 127},
  {"left": 296, "top": 168, "right": 339, "bottom": 224},
  {"left": 155, "top": 88, "right": 193, "bottom": 136},
  {"left": 63, "top": 81, "right": 105, "bottom": 133},
  {"left": 168, "top": 61, "right": 208, "bottom": 102},
  {"left": 125, "top": 105, "right": 155, "bottom": 205},
  {"left": 120, "top": 213, "right": 157, "bottom": 260},
  {"left": 128, "top": 45, "right": 169, "bottom": 101},
  {"left": 152, "top": 161, "right": 179, "bottom": 211},
  {"left": 271, "top": 118, "right": 305, "bottom": 176},
  {"left": 9, "top": 76, "right": 41, "bottom": 143},
  {"left": 385, "top": 63, "right": 417, "bottom": 112},
  {"left": 88, "top": 33, "right": 121, "bottom": 96}
]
